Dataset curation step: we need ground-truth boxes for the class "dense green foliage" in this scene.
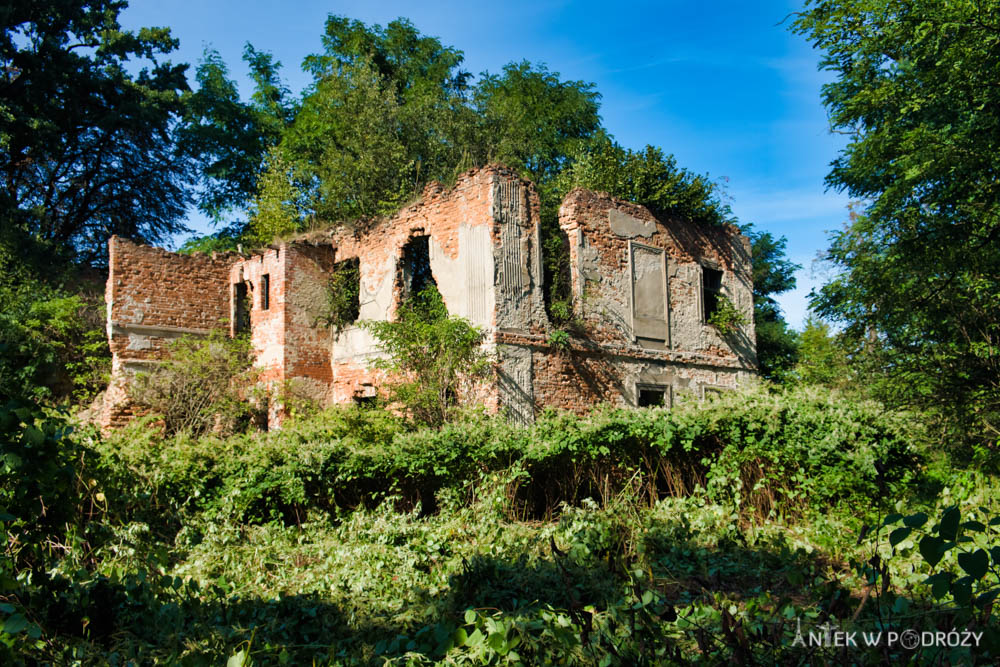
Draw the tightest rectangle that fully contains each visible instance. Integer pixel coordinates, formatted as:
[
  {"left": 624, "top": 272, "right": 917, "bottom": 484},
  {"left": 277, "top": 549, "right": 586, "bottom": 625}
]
[
  {"left": 0, "top": 283, "right": 107, "bottom": 404},
  {"left": 794, "top": 0, "right": 1000, "bottom": 443},
  {"left": 0, "top": 243, "right": 108, "bottom": 404},
  {"left": 0, "top": 0, "right": 192, "bottom": 264},
  {"left": 796, "top": 314, "right": 852, "bottom": 388},
  {"left": 561, "top": 140, "right": 735, "bottom": 228},
  {"left": 178, "top": 45, "right": 294, "bottom": 223},
  {"left": 3, "top": 386, "right": 998, "bottom": 663},
  {"left": 742, "top": 229, "right": 801, "bottom": 380}
]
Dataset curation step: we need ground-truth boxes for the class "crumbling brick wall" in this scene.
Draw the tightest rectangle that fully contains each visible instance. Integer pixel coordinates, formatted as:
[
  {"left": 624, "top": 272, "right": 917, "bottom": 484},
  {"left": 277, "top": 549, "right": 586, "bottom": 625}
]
[
  {"left": 321, "top": 166, "right": 528, "bottom": 409},
  {"left": 493, "top": 187, "right": 757, "bottom": 420},
  {"left": 100, "top": 237, "right": 236, "bottom": 428},
  {"left": 229, "top": 243, "right": 338, "bottom": 425},
  {"left": 99, "top": 165, "right": 758, "bottom": 430}
]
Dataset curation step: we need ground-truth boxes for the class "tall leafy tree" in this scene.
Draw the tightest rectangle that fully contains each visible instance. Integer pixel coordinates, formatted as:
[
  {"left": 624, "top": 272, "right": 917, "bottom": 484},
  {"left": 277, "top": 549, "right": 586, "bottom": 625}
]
[
  {"left": 275, "top": 15, "right": 475, "bottom": 222},
  {"left": 1, "top": 0, "right": 192, "bottom": 265},
  {"left": 473, "top": 61, "right": 602, "bottom": 201},
  {"left": 178, "top": 44, "right": 294, "bottom": 223},
  {"left": 742, "top": 228, "right": 800, "bottom": 379},
  {"left": 244, "top": 16, "right": 603, "bottom": 232},
  {"left": 794, "top": 1, "right": 1000, "bottom": 440}
]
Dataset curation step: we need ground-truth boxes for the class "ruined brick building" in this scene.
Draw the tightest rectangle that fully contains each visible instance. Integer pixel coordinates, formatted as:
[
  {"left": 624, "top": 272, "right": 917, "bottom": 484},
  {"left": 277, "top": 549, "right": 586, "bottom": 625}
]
[{"left": 99, "top": 165, "right": 756, "bottom": 428}]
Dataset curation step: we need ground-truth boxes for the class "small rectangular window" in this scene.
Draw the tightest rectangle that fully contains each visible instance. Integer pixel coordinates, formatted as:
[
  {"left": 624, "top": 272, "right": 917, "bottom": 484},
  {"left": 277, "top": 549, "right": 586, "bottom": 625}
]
[
  {"left": 637, "top": 386, "right": 669, "bottom": 408},
  {"left": 702, "top": 266, "right": 723, "bottom": 322},
  {"left": 261, "top": 274, "right": 270, "bottom": 310}
]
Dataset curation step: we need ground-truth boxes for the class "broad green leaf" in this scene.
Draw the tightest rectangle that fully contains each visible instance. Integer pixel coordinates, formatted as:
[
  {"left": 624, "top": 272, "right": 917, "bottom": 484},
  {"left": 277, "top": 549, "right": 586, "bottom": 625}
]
[
  {"left": 889, "top": 526, "right": 911, "bottom": 546},
  {"left": 958, "top": 549, "right": 989, "bottom": 579},
  {"left": 2, "top": 613, "right": 27, "bottom": 634},
  {"left": 919, "top": 535, "right": 945, "bottom": 567},
  {"left": 939, "top": 506, "right": 960, "bottom": 540}
]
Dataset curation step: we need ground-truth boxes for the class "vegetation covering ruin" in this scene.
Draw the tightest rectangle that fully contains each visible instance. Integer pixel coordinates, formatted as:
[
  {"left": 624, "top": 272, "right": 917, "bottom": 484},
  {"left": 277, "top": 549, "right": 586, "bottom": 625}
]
[{"left": 3, "top": 0, "right": 1000, "bottom": 663}]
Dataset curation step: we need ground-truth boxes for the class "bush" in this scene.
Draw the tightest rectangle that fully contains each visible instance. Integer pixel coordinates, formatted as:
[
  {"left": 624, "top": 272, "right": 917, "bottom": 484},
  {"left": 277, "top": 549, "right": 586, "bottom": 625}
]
[
  {"left": 129, "top": 331, "right": 260, "bottom": 437},
  {"left": 706, "top": 294, "right": 747, "bottom": 336},
  {"left": 363, "top": 287, "right": 493, "bottom": 427},
  {"left": 98, "top": 384, "right": 917, "bottom": 528},
  {"left": 0, "top": 281, "right": 109, "bottom": 404}
]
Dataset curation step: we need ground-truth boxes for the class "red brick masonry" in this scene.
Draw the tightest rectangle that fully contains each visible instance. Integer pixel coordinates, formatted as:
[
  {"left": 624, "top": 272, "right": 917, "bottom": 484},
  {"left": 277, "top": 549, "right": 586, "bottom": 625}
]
[{"left": 100, "top": 165, "right": 756, "bottom": 429}]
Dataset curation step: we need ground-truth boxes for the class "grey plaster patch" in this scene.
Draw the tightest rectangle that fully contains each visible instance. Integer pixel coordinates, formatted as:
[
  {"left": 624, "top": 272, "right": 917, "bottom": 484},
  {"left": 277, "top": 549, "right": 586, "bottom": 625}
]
[
  {"left": 126, "top": 334, "right": 152, "bottom": 350},
  {"left": 630, "top": 243, "right": 667, "bottom": 341},
  {"left": 609, "top": 209, "right": 655, "bottom": 238},
  {"left": 637, "top": 366, "right": 675, "bottom": 385},
  {"left": 580, "top": 243, "right": 601, "bottom": 282},
  {"left": 498, "top": 345, "right": 534, "bottom": 425}
]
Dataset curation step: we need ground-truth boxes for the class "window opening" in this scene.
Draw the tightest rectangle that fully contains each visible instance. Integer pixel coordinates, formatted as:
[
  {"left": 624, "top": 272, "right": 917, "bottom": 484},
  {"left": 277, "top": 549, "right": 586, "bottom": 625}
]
[
  {"left": 401, "top": 235, "right": 436, "bottom": 297},
  {"left": 234, "top": 283, "right": 251, "bottom": 334},
  {"left": 353, "top": 394, "right": 377, "bottom": 409},
  {"left": 261, "top": 274, "right": 270, "bottom": 310},
  {"left": 325, "top": 258, "right": 360, "bottom": 332},
  {"left": 637, "top": 387, "right": 668, "bottom": 408},
  {"left": 702, "top": 266, "right": 723, "bottom": 322}
]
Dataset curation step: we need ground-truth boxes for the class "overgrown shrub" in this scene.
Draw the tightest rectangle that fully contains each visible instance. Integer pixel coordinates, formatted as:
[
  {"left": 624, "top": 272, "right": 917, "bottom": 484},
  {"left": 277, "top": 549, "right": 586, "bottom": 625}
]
[
  {"left": 0, "top": 280, "right": 109, "bottom": 404},
  {"left": 706, "top": 294, "right": 747, "bottom": 336},
  {"left": 7, "top": 383, "right": 997, "bottom": 665},
  {"left": 97, "top": 384, "right": 918, "bottom": 528},
  {"left": 129, "top": 331, "right": 260, "bottom": 436},
  {"left": 363, "top": 286, "right": 493, "bottom": 427}
]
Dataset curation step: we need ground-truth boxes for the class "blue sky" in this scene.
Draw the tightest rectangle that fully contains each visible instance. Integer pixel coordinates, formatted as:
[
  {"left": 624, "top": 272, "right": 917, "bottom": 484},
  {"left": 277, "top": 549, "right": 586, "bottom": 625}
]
[{"left": 120, "top": 0, "right": 848, "bottom": 329}]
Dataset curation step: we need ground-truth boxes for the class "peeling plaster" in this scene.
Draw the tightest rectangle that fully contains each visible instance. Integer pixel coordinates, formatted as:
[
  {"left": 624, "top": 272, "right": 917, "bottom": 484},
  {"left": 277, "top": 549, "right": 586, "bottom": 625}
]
[{"left": 609, "top": 209, "right": 655, "bottom": 238}]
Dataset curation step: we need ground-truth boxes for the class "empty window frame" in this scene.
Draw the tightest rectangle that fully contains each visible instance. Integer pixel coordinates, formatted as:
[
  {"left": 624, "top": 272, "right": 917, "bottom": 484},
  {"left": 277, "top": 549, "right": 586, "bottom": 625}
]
[
  {"left": 701, "top": 266, "right": 723, "bottom": 322},
  {"left": 401, "top": 235, "right": 437, "bottom": 298},
  {"left": 234, "top": 282, "right": 251, "bottom": 334},
  {"left": 261, "top": 274, "right": 270, "bottom": 310},
  {"left": 636, "top": 384, "right": 671, "bottom": 408},
  {"left": 329, "top": 258, "right": 361, "bottom": 329}
]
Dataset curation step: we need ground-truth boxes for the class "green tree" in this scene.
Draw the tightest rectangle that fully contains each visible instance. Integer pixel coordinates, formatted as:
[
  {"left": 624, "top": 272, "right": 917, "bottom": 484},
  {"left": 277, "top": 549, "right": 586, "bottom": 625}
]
[
  {"left": 178, "top": 44, "right": 294, "bottom": 223},
  {"left": 233, "top": 16, "right": 604, "bottom": 246},
  {"left": 0, "top": 0, "right": 192, "bottom": 265},
  {"left": 794, "top": 1, "right": 1000, "bottom": 442},
  {"left": 280, "top": 58, "right": 411, "bottom": 223},
  {"left": 743, "top": 229, "right": 801, "bottom": 380},
  {"left": 796, "top": 313, "right": 850, "bottom": 388},
  {"left": 473, "top": 61, "right": 601, "bottom": 199},
  {"left": 275, "top": 16, "right": 475, "bottom": 224}
]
